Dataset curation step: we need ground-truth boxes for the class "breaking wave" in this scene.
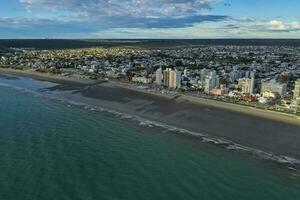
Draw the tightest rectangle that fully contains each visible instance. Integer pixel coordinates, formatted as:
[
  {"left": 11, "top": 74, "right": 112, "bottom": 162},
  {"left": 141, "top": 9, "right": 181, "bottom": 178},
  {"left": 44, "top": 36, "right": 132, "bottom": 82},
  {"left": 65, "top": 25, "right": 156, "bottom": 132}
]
[
  {"left": 55, "top": 96, "right": 300, "bottom": 172},
  {"left": 1, "top": 83, "right": 300, "bottom": 172}
]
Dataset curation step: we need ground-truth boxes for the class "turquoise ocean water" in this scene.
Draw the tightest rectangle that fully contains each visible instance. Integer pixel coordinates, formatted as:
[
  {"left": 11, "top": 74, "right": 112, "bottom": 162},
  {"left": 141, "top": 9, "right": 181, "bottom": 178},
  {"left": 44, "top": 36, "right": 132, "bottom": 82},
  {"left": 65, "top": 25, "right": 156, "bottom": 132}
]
[{"left": 1, "top": 85, "right": 300, "bottom": 200}]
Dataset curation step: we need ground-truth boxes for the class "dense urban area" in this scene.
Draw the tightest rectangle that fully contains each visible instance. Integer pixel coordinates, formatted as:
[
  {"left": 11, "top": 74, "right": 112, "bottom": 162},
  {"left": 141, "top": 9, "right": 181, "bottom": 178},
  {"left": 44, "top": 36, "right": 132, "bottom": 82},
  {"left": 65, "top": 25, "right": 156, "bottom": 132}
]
[{"left": 1, "top": 45, "right": 300, "bottom": 114}]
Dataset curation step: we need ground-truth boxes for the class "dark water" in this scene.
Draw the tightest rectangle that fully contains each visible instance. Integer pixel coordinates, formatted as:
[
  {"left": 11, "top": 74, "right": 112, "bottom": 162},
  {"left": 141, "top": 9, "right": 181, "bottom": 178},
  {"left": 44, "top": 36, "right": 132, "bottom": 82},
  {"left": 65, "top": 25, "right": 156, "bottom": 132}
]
[{"left": 1, "top": 86, "right": 300, "bottom": 200}]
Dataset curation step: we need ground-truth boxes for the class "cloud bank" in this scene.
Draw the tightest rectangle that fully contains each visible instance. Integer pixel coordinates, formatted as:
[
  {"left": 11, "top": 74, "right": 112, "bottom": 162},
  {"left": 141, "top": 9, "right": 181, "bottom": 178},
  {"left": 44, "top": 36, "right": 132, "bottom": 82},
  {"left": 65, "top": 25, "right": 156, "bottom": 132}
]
[
  {"left": 18, "top": 0, "right": 228, "bottom": 29},
  {"left": 0, "top": 0, "right": 299, "bottom": 38},
  {"left": 20, "top": 0, "right": 216, "bottom": 18},
  {"left": 268, "top": 20, "right": 300, "bottom": 32}
]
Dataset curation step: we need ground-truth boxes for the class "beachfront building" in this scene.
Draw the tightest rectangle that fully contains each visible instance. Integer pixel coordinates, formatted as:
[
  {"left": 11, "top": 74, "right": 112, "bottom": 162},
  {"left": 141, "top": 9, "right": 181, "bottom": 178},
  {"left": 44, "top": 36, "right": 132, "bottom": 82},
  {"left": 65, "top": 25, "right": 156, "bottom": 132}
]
[
  {"left": 261, "top": 80, "right": 287, "bottom": 97},
  {"left": 131, "top": 76, "right": 152, "bottom": 84},
  {"left": 238, "top": 76, "right": 255, "bottom": 94},
  {"left": 163, "top": 68, "right": 171, "bottom": 87},
  {"left": 155, "top": 67, "right": 163, "bottom": 85},
  {"left": 210, "top": 85, "right": 229, "bottom": 96},
  {"left": 200, "top": 68, "right": 209, "bottom": 87},
  {"left": 169, "top": 69, "right": 182, "bottom": 89},
  {"left": 293, "top": 79, "right": 300, "bottom": 99},
  {"left": 163, "top": 68, "right": 181, "bottom": 89},
  {"left": 204, "top": 70, "right": 219, "bottom": 93},
  {"left": 261, "top": 91, "right": 277, "bottom": 98}
]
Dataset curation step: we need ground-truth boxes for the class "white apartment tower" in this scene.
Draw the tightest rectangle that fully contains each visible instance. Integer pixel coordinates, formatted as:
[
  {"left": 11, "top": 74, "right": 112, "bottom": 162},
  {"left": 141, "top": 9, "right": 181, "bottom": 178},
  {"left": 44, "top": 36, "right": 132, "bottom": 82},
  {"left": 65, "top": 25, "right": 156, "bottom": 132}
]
[
  {"left": 169, "top": 69, "right": 181, "bottom": 89},
  {"left": 204, "top": 71, "right": 220, "bottom": 93},
  {"left": 293, "top": 79, "right": 300, "bottom": 99},
  {"left": 163, "top": 68, "right": 181, "bottom": 89},
  {"left": 238, "top": 77, "right": 255, "bottom": 94},
  {"left": 155, "top": 67, "right": 163, "bottom": 85},
  {"left": 163, "top": 68, "right": 171, "bottom": 87},
  {"left": 261, "top": 80, "right": 287, "bottom": 97}
]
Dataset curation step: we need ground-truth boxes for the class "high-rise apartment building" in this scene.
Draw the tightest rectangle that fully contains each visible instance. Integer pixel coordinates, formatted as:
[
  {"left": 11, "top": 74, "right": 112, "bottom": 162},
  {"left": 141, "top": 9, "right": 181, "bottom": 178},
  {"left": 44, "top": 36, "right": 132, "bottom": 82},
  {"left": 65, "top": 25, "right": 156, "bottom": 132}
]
[
  {"left": 261, "top": 80, "right": 287, "bottom": 97},
  {"left": 155, "top": 67, "right": 163, "bottom": 85},
  {"left": 204, "top": 70, "right": 219, "bottom": 93},
  {"left": 293, "top": 79, "right": 300, "bottom": 99},
  {"left": 238, "top": 76, "right": 255, "bottom": 94},
  {"left": 163, "top": 68, "right": 181, "bottom": 89}
]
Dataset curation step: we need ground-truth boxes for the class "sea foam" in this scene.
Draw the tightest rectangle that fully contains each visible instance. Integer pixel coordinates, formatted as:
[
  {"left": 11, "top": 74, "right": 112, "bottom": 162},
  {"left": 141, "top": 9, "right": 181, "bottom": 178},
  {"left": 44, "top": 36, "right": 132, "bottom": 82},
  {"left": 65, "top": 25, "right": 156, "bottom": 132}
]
[
  {"left": 1, "top": 83, "right": 300, "bottom": 172},
  {"left": 58, "top": 97, "right": 300, "bottom": 171}
]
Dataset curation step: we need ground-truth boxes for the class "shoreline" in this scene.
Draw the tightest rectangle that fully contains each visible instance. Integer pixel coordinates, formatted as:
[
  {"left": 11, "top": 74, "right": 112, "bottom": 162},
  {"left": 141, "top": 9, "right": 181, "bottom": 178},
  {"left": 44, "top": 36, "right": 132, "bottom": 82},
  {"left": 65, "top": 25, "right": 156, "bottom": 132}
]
[
  {"left": 1, "top": 67, "right": 299, "bottom": 126},
  {"left": 2, "top": 68, "right": 300, "bottom": 164},
  {"left": 0, "top": 68, "right": 96, "bottom": 85},
  {"left": 112, "top": 80, "right": 300, "bottom": 126}
]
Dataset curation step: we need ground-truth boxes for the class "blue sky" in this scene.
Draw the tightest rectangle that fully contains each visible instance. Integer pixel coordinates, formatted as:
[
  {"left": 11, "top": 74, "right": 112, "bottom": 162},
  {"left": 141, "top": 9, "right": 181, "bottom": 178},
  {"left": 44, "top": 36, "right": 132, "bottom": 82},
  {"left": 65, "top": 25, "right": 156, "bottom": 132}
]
[{"left": 0, "top": 0, "right": 300, "bottom": 38}]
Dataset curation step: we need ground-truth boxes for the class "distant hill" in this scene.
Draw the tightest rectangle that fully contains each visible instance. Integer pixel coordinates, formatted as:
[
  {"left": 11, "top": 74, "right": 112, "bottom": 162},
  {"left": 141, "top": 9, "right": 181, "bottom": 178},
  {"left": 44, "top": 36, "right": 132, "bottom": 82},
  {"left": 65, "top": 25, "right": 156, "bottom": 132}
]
[{"left": 1, "top": 39, "right": 300, "bottom": 50}]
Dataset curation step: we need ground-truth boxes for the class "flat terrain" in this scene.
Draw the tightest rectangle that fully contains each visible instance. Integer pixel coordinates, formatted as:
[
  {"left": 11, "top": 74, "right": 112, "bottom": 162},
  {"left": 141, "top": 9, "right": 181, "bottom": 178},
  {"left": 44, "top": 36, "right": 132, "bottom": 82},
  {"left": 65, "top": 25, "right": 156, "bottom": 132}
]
[{"left": 2, "top": 39, "right": 300, "bottom": 50}]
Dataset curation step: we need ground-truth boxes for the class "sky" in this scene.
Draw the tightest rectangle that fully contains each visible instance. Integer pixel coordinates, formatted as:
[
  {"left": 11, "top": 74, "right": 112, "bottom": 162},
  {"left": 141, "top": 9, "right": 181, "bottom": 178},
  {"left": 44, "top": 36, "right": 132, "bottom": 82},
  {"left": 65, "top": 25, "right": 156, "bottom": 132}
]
[{"left": 0, "top": 0, "right": 300, "bottom": 39}]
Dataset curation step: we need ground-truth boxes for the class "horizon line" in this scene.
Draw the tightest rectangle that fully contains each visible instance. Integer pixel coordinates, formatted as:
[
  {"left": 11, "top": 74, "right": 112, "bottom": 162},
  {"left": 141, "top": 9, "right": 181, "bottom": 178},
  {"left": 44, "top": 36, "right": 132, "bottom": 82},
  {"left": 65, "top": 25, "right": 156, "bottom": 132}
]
[{"left": 1, "top": 38, "right": 300, "bottom": 40}]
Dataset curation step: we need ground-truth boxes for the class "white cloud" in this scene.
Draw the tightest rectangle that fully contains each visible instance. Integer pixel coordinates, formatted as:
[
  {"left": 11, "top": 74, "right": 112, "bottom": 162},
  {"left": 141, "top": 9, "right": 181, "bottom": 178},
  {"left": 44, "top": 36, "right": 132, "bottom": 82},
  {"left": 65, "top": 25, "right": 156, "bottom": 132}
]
[
  {"left": 268, "top": 20, "right": 286, "bottom": 30},
  {"left": 3, "top": 1, "right": 298, "bottom": 38},
  {"left": 268, "top": 20, "right": 300, "bottom": 31},
  {"left": 17, "top": 0, "right": 227, "bottom": 29},
  {"left": 19, "top": 0, "right": 217, "bottom": 18},
  {"left": 291, "top": 21, "right": 300, "bottom": 29}
]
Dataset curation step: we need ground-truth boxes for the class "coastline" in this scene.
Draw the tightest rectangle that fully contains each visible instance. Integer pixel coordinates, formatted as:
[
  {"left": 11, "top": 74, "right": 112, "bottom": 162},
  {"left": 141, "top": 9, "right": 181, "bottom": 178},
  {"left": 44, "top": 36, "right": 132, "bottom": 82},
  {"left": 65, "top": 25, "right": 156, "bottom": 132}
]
[
  {"left": 113, "top": 80, "right": 300, "bottom": 126},
  {"left": 1, "top": 68, "right": 300, "bottom": 162},
  {"left": 0, "top": 68, "right": 96, "bottom": 85},
  {"left": 2, "top": 78, "right": 300, "bottom": 200},
  {"left": 1, "top": 68, "right": 299, "bottom": 126}
]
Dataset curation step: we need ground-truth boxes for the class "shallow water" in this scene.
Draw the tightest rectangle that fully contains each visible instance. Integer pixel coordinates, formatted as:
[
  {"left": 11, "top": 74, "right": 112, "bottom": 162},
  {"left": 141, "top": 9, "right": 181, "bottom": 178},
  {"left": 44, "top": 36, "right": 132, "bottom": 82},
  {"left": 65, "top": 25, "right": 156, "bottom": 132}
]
[{"left": 1, "top": 79, "right": 300, "bottom": 199}]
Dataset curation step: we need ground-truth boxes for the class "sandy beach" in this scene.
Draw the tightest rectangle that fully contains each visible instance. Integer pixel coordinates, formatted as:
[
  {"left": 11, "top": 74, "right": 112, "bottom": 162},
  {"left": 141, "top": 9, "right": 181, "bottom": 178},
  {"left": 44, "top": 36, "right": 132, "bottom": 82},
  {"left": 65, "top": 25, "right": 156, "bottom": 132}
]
[
  {"left": 1, "top": 68, "right": 300, "bottom": 161},
  {"left": 0, "top": 68, "right": 95, "bottom": 85},
  {"left": 114, "top": 80, "right": 300, "bottom": 125}
]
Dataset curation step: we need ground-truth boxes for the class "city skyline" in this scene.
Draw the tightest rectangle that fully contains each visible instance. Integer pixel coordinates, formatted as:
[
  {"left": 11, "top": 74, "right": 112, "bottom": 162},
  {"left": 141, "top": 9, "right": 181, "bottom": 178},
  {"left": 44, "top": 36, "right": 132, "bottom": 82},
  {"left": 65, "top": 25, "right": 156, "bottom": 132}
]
[{"left": 1, "top": 0, "right": 300, "bottom": 39}]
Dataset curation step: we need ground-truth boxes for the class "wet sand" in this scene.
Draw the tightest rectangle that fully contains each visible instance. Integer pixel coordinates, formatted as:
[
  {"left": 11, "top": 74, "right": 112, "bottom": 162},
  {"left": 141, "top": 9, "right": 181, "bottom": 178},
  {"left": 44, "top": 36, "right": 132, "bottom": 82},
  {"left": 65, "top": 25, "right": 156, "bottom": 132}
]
[
  {"left": 77, "top": 82, "right": 300, "bottom": 159},
  {"left": 0, "top": 68, "right": 95, "bottom": 85},
  {"left": 1, "top": 68, "right": 300, "bottom": 161}
]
